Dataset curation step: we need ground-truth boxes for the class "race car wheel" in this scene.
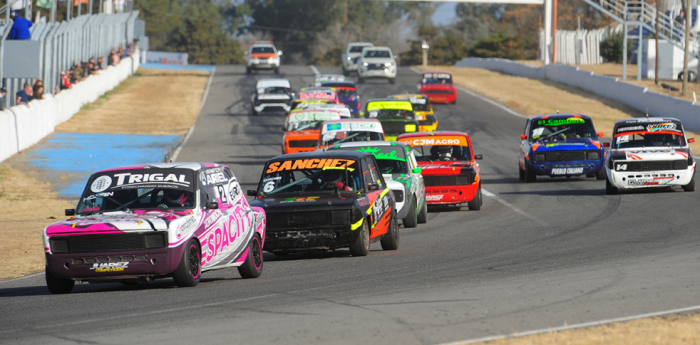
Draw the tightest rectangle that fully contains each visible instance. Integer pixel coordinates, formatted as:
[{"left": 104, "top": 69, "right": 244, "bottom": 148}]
[
  {"left": 45, "top": 266, "right": 74, "bottom": 294},
  {"left": 683, "top": 174, "right": 695, "bottom": 192},
  {"left": 342, "top": 68, "right": 349, "bottom": 76},
  {"left": 403, "top": 198, "right": 418, "bottom": 228},
  {"left": 246, "top": 67, "right": 251, "bottom": 74},
  {"left": 525, "top": 164, "right": 537, "bottom": 183},
  {"left": 389, "top": 78, "right": 396, "bottom": 84},
  {"left": 380, "top": 213, "right": 400, "bottom": 251},
  {"left": 451, "top": 100, "right": 456, "bottom": 105},
  {"left": 518, "top": 164, "right": 525, "bottom": 181},
  {"left": 238, "top": 234, "right": 263, "bottom": 278},
  {"left": 468, "top": 186, "right": 482, "bottom": 211},
  {"left": 606, "top": 178, "right": 618, "bottom": 195},
  {"left": 349, "top": 220, "right": 370, "bottom": 256},
  {"left": 595, "top": 168, "right": 607, "bottom": 181},
  {"left": 417, "top": 199, "right": 428, "bottom": 224},
  {"left": 274, "top": 68, "right": 280, "bottom": 74},
  {"left": 173, "top": 239, "right": 201, "bottom": 287},
  {"left": 251, "top": 106, "right": 257, "bottom": 115}
]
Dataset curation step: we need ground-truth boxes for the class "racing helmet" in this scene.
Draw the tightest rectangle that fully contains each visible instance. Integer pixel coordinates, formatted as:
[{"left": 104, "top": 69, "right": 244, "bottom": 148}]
[
  {"left": 165, "top": 189, "right": 189, "bottom": 206},
  {"left": 431, "top": 145, "right": 454, "bottom": 161}
]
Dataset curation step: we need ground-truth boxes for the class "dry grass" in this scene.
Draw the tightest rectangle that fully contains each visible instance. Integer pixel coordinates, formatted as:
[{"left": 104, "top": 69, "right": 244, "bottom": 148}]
[
  {"left": 472, "top": 313, "right": 700, "bottom": 345},
  {"left": 55, "top": 68, "right": 210, "bottom": 136},
  {"left": 0, "top": 164, "right": 74, "bottom": 280},
  {"left": 420, "top": 65, "right": 700, "bottom": 153}
]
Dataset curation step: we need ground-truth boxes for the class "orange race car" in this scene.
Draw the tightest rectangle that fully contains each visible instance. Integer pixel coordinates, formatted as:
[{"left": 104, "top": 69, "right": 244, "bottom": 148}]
[{"left": 282, "top": 109, "right": 341, "bottom": 154}]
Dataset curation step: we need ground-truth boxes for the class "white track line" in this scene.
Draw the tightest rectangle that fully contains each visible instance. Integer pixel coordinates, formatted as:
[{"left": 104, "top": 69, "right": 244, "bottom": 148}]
[
  {"left": 170, "top": 66, "right": 216, "bottom": 162},
  {"left": 310, "top": 65, "right": 320, "bottom": 75},
  {"left": 482, "top": 189, "right": 548, "bottom": 227},
  {"left": 439, "top": 303, "right": 700, "bottom": 345},
  {"left": 0, "top": 272, "right": 42, "bottom": 284}
]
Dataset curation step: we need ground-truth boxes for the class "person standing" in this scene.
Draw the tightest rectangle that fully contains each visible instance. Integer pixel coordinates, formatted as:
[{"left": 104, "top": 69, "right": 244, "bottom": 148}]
[
  {"left": 9, "top": 11, "right": 33, "bottom": 40},
  {"left": 16, "top": 83, "right": 33, "bottom": 106},
  {"left": 0, "top": 87, "right": 6, "bottom": 110}
]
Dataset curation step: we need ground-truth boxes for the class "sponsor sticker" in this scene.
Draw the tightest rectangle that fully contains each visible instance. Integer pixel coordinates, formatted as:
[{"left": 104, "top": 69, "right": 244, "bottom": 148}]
[
  {"left": 628, "top": 176, "right": 674, "bottom": 186},
  {"left": 281, "top": 196, "right": 320, "bottom": 203},
  {"left": 266, "top": 159, "right": 357, "bottom": 173},
  {"left": 617, "top": 125, "right": 644, "bottom": 132},
  {"left": 91, "top": 176, "right": 112, "bottom": 193},
  {"left": 426, "top": 194, "right": 444, "bottom": 201},
  {"left": 399, "top": 136, "right": 468, "bottom": 147},
  {"left": 367, "top": 101, "right": 413, "bottom": 111},
  {"left": 647, "top": 122, "right": 679, "bottom": 132},
  {"left": 90, "top": 262, "right": 129, "bottom": 272},
  {"left": 551, "top": 167, "right": 584, "bottom": 175},
  {"left": 536, "top": 118, "right": 586, "bottom": 126}
]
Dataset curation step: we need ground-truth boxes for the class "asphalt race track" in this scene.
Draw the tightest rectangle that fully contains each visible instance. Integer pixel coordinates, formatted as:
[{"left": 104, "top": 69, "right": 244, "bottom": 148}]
[{"left": 3, "top": 66, "right": 700, "bottom": 345}]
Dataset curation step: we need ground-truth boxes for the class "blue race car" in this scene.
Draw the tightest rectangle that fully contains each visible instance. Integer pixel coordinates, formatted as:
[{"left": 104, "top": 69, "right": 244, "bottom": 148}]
[
  {"left": 518, "top": 114, "right": 607, "bottom": 182},
  {"left": 321, "top": 81, "right": 361, "bottom": 117}
]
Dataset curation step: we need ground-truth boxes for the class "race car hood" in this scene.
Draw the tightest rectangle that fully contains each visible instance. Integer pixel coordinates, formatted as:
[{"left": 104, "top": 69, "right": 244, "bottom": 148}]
[
  {"left": 44, "top": 210, "right": 195, "bottom": 237},
  {"left": 284, "top": 130, "right": 320, "bottom": 141},
  {"left": 361, "top": 57, "right": 393, "bottom": 64},
  {"left": 416, "top": 161, "right": 475, "bottom": 176},
  {"left": 530, "top": 138, "right": 603, "bottom": 152},
  {"left": 249, "top": 53, "right": 277, "bottom": 59},
  {"left": 610, "top": 147, "right": 691, "bottom": 161},
  {"left": 250, "top": 195, "right": 356, "bottom": 212},
  {"left": 421, "top": 83, "right": 455, "bottom": 91}
]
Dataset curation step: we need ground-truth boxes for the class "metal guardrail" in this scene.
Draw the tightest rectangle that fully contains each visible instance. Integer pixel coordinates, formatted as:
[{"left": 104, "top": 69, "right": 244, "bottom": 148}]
[{"left": 1, "top": 10, "right": 139, "bottom": 108}]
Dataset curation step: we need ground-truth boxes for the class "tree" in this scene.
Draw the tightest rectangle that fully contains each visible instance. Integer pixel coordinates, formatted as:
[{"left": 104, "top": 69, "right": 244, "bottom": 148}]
[
  {"left": 599, "top": 31, "right": 631, "bottom": 63},
  {"left": 468, "top": 33, "right": 537, "bottom": 60}
]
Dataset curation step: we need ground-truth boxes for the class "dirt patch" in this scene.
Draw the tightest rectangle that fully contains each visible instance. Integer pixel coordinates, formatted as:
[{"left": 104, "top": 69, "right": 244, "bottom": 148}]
[
  {"left": 0, "top": 164, "right": 74, "bottom": 280},
  {"left": 472, "top": 313, "right": 700, "bottom": 345},
  {"left": 419, "top": 65, "right": 700, "bottom": 153},
  {"left": 55, "top": 68, "right": 210, "bottom": 136}
]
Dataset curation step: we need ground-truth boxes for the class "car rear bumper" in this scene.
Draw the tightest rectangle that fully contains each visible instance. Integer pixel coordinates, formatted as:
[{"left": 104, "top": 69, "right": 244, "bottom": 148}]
[
  {"left": 607, "top": 165, "right": 695, "bottom": 188},
  {"left": 254, "top": 103, "right": 290, "bottom": 113},
  {"left": 423, "top": 93, "right": 456, "bottom": 103},
  {"left": 425, "top": 184, "right": 478, "bottom": 205}
]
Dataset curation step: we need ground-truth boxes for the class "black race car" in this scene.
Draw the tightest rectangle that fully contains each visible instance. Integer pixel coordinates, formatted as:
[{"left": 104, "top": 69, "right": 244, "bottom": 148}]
[
  {"left": 362, "top": 98, "right": 420, "bottom": 140},
  {"left": 248, "top": 151, "right": 399, "bottom": 256}
]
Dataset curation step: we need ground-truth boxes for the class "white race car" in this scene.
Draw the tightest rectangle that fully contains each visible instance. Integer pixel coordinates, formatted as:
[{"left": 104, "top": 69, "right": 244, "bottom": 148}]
[
  {"left": 314, "top": 74, "right": 345, "bottom": 87},
  {"left": 605, "top": 117, "right": 696, "bottom": 194},
  {"left": 342, "top": 42, "right": 374, "bottom": 76},
  {"left": 251, "top": 79, "right": 293, "bottom": 115}
]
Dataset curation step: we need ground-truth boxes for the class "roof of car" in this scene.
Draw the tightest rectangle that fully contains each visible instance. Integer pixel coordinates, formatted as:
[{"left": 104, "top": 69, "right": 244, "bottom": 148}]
[
  {"left": 321, "top": 81, "right": 356, "bottom": 88},
  {"left": 531, "top": 113, "right": 592, "bottom": 121},
  {"left": 331, "top": 141, "right": 409, "bottom": 149},
  {"left": 398, "top": 131, "right": 470, "bottom": 139},
  {"left": 94, "top": 162, "right": 225, "bottom": 174},
  {"left": 269, "top": 150, "right": 373, "bottom": 162},
  {"left": 362, "top": 46, "right": 391, "bottom": 51},
  {"left": 388, "top": 94, "right": 426, "bottom": 99},
  {"left": 366, "top": 98, "right": 412, "bottom": 103},
  {"left": 422, "top": 71, "right": 452, "bottom": 75},
  {"left": 251, "top": 43, "right": 275, "bottom": 48},
  {"left": 256, "top": 79, "right": 291, "bottom": 88},
  {"left": 348, "top": 42, "right": 373, "bottom": 46},
  {"left": 614, "top": 117, "right": 681, "bottom": 125},
  {"left": 300, "top": 86, "right": 336, "bottom": 92}
]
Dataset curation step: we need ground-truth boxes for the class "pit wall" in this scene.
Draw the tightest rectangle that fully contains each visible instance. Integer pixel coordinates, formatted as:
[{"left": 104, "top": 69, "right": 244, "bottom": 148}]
[
  {"left": 0, "top": 50, "right": 140, "bottom": 163},
  {"left": 455, "top": 58, "right": 700, "bottom": 130}
]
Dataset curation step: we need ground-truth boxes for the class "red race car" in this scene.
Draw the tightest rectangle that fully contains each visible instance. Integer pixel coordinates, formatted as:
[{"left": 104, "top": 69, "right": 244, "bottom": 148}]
[
  {"left": 417, "top": 71, "right": 457, "bottom": 104},
  {"left": 398, "top": 131, "right": 482, "bottom": 210}
]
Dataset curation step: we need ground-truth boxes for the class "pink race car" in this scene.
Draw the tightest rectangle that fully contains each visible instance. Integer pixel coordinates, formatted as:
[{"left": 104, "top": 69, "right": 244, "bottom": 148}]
[{"left": 43, "top": 162, "right": 266, "bottom": 294}]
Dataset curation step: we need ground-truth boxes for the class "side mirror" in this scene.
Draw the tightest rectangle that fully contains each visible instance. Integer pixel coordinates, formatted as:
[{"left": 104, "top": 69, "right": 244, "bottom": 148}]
[
  {"left": 603, "top": 142, "right": 610, "bottom": 147},
  {"left": 475, "top": 154, "right": 483, "bottom": 160},
  {"left": 689, "top": 138, "right": 696, "bottom": 143},
  {"left": 412, "top": 167, "right": 422, "bottom": 174},
  {"left": 520, "top": 134, "right": 527, "bottom": 140},
  {"left": 65, "top": 209, "right": 75, "bottom": 216},
  {"left": 247, "top": 190, "right": 257, "bottom": 196},
  {"left": 278, "top": 50, "right": 283, "bottom": 56},
  {"left": 597, "top": 132, "right": 605, "bottom": 137},
  {"left": 368, "top": 183, "right": 379, "bottom": 191},
  {"left": 244, "top": 51, "right": 249, "bottom": 56},
  {"left": 394, "top": 55, "right": 399, "bottom": 60},
  {"left": 206, "top": 202, "right": 219, "bottom": 209}
]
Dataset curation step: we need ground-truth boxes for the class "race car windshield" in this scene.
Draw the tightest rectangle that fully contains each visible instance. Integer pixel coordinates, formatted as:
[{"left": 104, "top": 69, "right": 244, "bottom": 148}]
[
  {"left": 335, "top": 89, "right": 357, "bottom": 99},
  {"left": 412, "top": 145, "right": 472, "bottom": 162},
  {"left": 369, "top": 109, "right": 416, "bottom": 120},
  {"left": 251, "top": 47, "right": 275, "bottom": 53},
  {"left": 259, "top": 86, "right": 290, "bottom": 94},
  {"left": 323, "top": 131, "right": 384, "bottom": 146},
  {"left": 530, "top": 118, "right": 597, "bottom": 141},
  {"left": 259, "top": 159, "right": 362, "bottom": 195},
  {"left": 363, "top": 50, "right": 391, "bottom": 58},
  {"left": 613, "top": 133, "right": 686, "bottom": 149},
  {"left": 350, "top": 45, "right": 370, "bottom": 53},
  {"left": 406, "top": 98, "right": 429, "bottom": 111},
  {"left": 288, "top": 120, "right": 323, "bottom": 132},
  {"left": 77, "top": 169, "right": 196, "bottom": 214}
]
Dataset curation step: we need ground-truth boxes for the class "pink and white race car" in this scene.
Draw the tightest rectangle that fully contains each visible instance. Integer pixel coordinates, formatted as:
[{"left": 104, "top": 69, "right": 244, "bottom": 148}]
[{"left": 43, "top": 162, "right": 266, "bottom": 294}]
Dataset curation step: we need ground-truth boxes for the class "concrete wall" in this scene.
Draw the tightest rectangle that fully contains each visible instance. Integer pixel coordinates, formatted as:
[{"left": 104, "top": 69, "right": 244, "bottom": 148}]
[
  {"left": 455, "top": 57, "right": 700, "bottom": 131},
  {"left": 0, "top": 50, "right": 140, "bottom": 163}
]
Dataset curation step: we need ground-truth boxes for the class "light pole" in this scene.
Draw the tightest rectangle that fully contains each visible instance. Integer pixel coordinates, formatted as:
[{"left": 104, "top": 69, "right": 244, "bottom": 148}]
[{"left": 421, "top": 40, "right": 429, "bottom": 67}]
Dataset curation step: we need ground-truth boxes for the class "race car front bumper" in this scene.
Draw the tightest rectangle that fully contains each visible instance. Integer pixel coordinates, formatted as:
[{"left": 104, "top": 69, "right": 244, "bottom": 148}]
[
  {"left": 424, "top": 183, "right": 479, "bottom": 205},
  {"left": 358, "top": 65, "right": 397, "bottom": 79},
  {"left": 45, "top": 245, "right": 183, "bottom": 281},
  {"left": 254, "top": 102, "right": 290, "bottom": 114},
  {"left": 529, "top": 160, "right": 604, "bottom": 177},
  {"left": 247, "top": 59, "right": 280, "bottom": 70},
  {"left": 606, "top": 164, "right": 695, "bottom": 189},
  {"left": 263, "top": 225, "right": 357, "bottom": 252}
]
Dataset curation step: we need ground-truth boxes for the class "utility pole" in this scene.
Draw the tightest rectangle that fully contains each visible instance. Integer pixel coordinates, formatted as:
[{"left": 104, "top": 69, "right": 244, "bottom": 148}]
[
  {"left": 421, "top": 40, "right": 429, "bottom": 67},
  {"left": 552, "top": 0, "right": 557, "bottom": 64},
  {"left": 682, "top": 0, "right": 690, "bottom": 95},
  {"left": 655, "top": 0, "right": 659, "bottom": 85}
]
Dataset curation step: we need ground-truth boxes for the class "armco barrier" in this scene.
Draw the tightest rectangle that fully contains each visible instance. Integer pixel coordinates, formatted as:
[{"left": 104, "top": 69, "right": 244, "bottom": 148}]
[
  {"left": 0, "top": 50, "right": 140, "bottom": 163},
  {"left": 455, "top": 58, "right": 700, "bottom": 131}
]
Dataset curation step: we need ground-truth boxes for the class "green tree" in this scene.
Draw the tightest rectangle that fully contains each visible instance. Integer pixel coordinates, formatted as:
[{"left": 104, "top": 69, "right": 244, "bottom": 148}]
[
  {"left": 468, "top": 33, "right": 536, "bottom": 60},
  {"left": 599, "top": 31, "right": 632, "bottom": 63}
]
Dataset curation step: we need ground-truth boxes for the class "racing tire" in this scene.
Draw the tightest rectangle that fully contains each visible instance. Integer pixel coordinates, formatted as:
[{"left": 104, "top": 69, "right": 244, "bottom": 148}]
[
  {"left": 417, "top": 199, "right": 428, "bottom": 224},
  {"left": 518, "top": 164, "right": 525, "bottom": 181},
  {"left": 238, "top": 234, "right": 263, "bottom": 278},
  {"left": 524, "top": 164, "right": 537, "bottom": 183},
  {"left": 683, "top": 174, "right": 695, "bottom": 192},
  {"left": 349, "top": 220, "right": 370, "bottom": 256},
  {"left": 246, "top": 67, "right": 251, "bottom": 74},
  {"left": 251, "top": 105, "right": 257, "bottom": 116},
  {"left": 468, "top": 186, "right": 482, "bottom": 211},
  {"left": 595, "top": 168, "right": 607, "bottom": 181},
  {"left": 274, "top": 68, "right": 280, "bottom": 74},
  {"left": 45, "top": 266, "right": 74, "bottom": 294},
  {"left": 606, "top": 178, "right": 618, "bottom": 195},
  {"left": 402, "top": 198, "right": 418, "bottom": 228},
  {"left": 173, "top": 239, "right": 201, "bottom": 287},
  {"left": 380, "top": 213, "right": 400, "bottom": 251},
  {"left": 451, "top": 100, "right": 456, "bottom": 105},
  {"left": 342, "top": 68, "right": 349, "bottom": 77},
  {"left": 389, "top": 78, "right": 396, "bottom": 84},
  {"left": 678, "top": 71, "right": 697, "bottom": 82}
]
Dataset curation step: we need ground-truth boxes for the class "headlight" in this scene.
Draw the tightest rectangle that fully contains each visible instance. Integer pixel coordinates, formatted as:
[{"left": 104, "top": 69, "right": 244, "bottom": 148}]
[
  {"left": 405, "top": 124, "right": 417, "bottom": 132},
  {"left": 331, "top": 210, "right": 351, "bottom": 225},
  {"left": 50, "top": 238, "right": 69, "bottom": 253},
  {"left": 362, "top": 62, "right": 369, "bottom": 66},
  {"left": 346, "top": 56, "right": 352, "bottom": 61},
  {"left": 587, "top": 151, "right": 600, "bottom": 160},
  {"left": 385, "top": 62, "right": 393, "bottom": 67},
  {"left": 535, "top": 153, "right": 545, "bottom": 161}
]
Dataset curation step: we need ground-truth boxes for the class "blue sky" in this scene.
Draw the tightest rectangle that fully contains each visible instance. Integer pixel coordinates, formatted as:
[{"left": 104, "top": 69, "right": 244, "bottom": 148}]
[{"left": 432, "top": 2, "right": 458, "bottom": 25}]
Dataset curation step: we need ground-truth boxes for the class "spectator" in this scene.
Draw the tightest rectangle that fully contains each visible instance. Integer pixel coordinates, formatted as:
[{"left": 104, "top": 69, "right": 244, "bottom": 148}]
[
  {"left": 33, "top": 85, "right": 45, "bottom": 100},
  {"left": 126, "top": 42, "right": 134, "bottom": 56},
  {"left": 16, "top": 83, "right": 32, "bottom": 106},
  {"left": 96, "top": 56, "right": 105, "bottom": 70},
  {"left": 0, "top": 87, "right": 6, "bottom": 110},
  {"left": 60, "top": 71, "right": 73, "bottom": 90},
  {"left": 9, "top": 11, "right": 33, "bottom": 40},
  {"left": 108, "top": 49, "right": 120, "bottom": 66},
  {"left": 72, "top": 63, "right": 83, "bottom": 83},
  {"left": 118, "top": 45, "right": 126, "bottom": 58},
  {"left": 34, "top": 79, "right": 43, "bottom": 89},
  {"left": 87, "top": 58, "right": 100, "bottom": 76}
]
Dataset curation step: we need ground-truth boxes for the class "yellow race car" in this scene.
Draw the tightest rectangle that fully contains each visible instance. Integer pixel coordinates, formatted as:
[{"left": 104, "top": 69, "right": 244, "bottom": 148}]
[{"left": 388, "top": 94, "right": 438, "bottom": 132}]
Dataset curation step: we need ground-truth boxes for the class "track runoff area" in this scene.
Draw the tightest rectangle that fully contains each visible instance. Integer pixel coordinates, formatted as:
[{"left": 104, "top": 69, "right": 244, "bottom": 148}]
[{"left": 4, "top": 65, "right": 700, "bottom": 345}]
